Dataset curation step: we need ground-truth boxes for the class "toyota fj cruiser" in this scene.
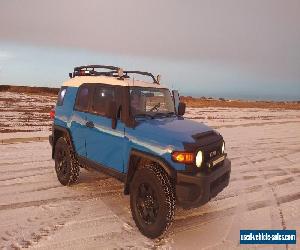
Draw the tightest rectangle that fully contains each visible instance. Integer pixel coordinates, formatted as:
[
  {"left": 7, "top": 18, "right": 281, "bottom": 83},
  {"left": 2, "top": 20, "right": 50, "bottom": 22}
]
[{"left": 49, "top": 65, "right": 231, "bottom": 238}]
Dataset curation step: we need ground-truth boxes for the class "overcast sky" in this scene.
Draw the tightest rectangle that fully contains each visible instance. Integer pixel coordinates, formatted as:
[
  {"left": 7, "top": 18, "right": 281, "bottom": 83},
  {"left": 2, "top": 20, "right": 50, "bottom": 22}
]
[{"left": 0, "top": 0, "right": 299, "bottom": 100}]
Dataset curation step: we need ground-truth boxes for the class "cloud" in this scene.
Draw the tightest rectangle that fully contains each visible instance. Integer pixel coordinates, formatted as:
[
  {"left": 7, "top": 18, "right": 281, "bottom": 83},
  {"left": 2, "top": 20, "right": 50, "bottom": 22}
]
[
  {"left": 0, "top": 51, "right": 13, "bottom": 60},
  {"left": 0, "top": 51, "right": 14, "bottom": 74},
  {"left": 0, "top": 0, "right": 299, "bottom": 87}
]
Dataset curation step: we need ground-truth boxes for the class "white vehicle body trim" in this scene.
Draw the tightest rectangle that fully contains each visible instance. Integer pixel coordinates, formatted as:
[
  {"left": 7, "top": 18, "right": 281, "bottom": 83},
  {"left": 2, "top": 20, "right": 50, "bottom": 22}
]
[{"left": 63, "top": 76, "right": 168, "bottom": 89}]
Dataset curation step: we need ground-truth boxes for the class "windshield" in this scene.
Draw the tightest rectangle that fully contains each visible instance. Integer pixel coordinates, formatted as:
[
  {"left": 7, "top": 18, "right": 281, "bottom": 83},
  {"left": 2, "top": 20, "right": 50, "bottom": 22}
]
[{"left": 130, "top": 87, "right": 175, "bottom": 118}]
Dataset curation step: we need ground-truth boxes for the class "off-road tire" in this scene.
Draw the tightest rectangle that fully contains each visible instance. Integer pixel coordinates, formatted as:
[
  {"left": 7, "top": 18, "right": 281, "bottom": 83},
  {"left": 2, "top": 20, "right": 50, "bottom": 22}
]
[
  {"left": 54, "top": 137, "right": 80, "bottom": 186},
  {"left": 130, "top": 163, "right": 175, "bottom": 238}
]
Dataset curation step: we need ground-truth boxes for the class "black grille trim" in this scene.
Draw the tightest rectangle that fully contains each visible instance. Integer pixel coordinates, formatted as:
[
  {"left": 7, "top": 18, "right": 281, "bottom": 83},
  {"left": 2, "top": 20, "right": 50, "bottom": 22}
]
[{"left": 183, "top": 134, "right": 224, "bottom": 174}]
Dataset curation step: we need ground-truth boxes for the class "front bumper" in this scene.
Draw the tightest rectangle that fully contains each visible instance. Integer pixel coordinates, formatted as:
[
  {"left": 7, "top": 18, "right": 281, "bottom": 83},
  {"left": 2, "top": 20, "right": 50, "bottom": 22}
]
[{"left": 176, "top": 158, "right": 231, "bottom": 209}]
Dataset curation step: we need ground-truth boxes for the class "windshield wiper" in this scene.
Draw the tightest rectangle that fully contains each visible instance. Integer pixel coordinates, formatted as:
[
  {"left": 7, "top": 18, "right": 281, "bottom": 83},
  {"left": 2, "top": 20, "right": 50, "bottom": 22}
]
[
  {"left": 134, "top": 113, "right": 153, "bottom": 119},
  {"left": 166, "top": 112, "right": 175, "bottom": 117},
  {"left": 152, "top": 112, "right": 169, "bottom": 118},
  {"left": 135, "top": 112, "right": 175, "bottom": 120},
  {"left": 152, "top": 112, "right": 176, "bottom": 118},
  {"left": 149, "top": 102, "right": 161, "bottom": 112}
]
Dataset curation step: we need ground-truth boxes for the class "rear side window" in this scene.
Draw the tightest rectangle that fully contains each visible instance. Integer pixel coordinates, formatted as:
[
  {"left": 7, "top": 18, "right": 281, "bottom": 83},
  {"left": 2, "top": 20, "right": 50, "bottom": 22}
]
[
  {"left": 57, "top": 86, "right": 68, "bottom": 106},
  {"left": 92, "top": 85, "right": 115, "bottom": 115},
  {"left": 75, "top": 85, "right": 90, "bottom": 112}
]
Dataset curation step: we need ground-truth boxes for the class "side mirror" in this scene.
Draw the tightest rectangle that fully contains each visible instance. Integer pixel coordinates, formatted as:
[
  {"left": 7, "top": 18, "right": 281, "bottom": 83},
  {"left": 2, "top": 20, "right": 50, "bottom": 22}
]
[
  {"left": 172, "top": 90, "right": 180, "bottom": 114},
  {"left": 106, "top": 101, "right": 118, "bottom": 129},
  {"left": 178, "top": 102, "right": 186, "bottom": 116}
]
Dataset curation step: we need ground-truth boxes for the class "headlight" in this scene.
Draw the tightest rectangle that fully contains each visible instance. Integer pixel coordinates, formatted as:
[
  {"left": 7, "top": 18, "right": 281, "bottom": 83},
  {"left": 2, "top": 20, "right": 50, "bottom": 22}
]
[
  {"left": 221, "top": 141, "right": 225, "bottom": 154},
  {"left": 196, "top": 150, "right": 203, "bottom": 167}
]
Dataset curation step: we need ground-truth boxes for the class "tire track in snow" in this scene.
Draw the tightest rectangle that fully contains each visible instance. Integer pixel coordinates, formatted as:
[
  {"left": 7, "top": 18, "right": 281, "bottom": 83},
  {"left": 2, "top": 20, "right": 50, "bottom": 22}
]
[
  {"left": 0, "top": 159, "right": 51, "bottom": 167},
  {"left": 0, "top": 188, "right": 124, "bottom": 212},
  {"left": 0, "top": 171, "right": 53, "bottom": 182},
  {"left": 0, "top": 136, "right": 48, "bottom": 145},
  {"left": 168, "top": 193, "right": 300, "bottom": 242},
  {"left": 1, "top": 203, "right": 81, "bottom": 249}
]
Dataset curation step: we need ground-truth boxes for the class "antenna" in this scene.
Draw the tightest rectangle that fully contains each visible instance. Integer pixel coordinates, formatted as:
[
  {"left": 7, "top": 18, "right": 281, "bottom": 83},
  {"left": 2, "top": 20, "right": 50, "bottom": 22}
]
[{"left": 156, "top": 75, "right": 161, "bottom": 83}]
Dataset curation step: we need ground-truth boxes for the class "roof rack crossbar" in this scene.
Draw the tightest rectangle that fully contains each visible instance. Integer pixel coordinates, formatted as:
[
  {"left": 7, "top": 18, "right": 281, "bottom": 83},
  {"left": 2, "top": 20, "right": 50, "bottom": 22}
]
[
  {"left": 124, "top": 70, "right": 158, "bottom": 84},
  {"left": 74, "top": 65, "right": 120, "bottom": 72}
]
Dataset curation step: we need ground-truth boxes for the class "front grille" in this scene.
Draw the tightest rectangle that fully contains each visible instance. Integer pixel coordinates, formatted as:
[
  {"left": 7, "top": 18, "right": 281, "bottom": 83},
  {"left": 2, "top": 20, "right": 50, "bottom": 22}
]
[
  {"left": 204, "top": 147, "right": 222, "bottom": 161},
  {"left": 203, "top": 140, "right": 223, "bottom": 163},
  {"left": 183, "top": 131, "right": 223, "bottom": 174}
]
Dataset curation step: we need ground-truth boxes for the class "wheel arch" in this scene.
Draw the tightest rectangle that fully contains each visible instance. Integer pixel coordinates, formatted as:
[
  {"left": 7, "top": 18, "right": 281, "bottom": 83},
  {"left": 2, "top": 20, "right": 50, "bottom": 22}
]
[
  {"left": 52, "top": 125, "right": 75, "bottom": 158},
  {"left": 124, "top": 149, "right": 176, "bottom": 195}
]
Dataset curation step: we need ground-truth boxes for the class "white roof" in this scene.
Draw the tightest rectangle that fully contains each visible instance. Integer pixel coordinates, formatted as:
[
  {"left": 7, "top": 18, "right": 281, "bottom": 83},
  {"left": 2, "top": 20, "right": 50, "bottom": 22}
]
[{"left": 63, "top": 76, "right": 168, "bottom": 89}]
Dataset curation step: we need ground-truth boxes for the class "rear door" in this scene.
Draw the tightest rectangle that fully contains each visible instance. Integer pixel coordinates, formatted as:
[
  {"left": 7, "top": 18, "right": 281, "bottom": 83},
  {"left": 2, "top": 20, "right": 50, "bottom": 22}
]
[
  {"left": 69, "top": 84, "right": 92, "bottom": 157},
  {"left": 85, "top": 84, "right": 125, "bottom": 172}
]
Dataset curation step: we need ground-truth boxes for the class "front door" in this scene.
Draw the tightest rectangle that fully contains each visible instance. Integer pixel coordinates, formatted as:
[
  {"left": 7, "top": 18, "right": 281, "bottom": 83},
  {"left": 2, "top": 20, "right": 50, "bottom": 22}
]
[
  {"left": 85, "top": 84, "right": 125, "bottom": 172},
  {"left": 70, "top": 84, "right": 92, "bottom": 158}
]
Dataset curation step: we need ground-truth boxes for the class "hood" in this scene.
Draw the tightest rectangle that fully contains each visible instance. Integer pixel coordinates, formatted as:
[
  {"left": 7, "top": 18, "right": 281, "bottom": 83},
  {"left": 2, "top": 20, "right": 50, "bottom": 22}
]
[{"left": 128, "top": 116, "right": 215, "bottom": 150}]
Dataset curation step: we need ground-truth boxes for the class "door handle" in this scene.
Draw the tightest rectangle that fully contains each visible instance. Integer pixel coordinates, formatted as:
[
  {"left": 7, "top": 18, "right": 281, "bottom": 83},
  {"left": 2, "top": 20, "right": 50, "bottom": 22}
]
[{"left": 86, "top": 121, "right": 94, "bottom": 128}]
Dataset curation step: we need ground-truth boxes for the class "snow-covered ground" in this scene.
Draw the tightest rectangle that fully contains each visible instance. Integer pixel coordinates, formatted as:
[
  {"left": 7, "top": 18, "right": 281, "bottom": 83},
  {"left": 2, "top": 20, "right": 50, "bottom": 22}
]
[
  {"left": 0, "top": 92, "right": 299, "bottom": 249},
  {"left": 0, "top": 91, "right": 56, "bottom": 134}
]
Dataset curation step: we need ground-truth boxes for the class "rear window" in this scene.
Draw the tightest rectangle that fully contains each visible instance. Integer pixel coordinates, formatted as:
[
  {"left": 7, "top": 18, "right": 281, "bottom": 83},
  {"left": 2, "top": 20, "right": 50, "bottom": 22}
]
[
  {"left": 75, "top": 85, "right": 91, "bottom": 112},
  {"left": 57, "top": 86, "right": 68, "bottom": 106}
]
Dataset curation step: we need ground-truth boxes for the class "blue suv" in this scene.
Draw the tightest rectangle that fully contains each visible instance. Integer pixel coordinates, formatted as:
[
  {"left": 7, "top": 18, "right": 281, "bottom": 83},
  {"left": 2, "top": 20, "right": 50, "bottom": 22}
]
[{"left": 49, "top": 65, "right": 231, "bottom": 238}]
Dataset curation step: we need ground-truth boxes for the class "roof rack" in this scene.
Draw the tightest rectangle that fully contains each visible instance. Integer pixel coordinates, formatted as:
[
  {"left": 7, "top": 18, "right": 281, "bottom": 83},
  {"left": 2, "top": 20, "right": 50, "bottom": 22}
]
[{"left": 69, "top": 65, "right": 160, "bottom": 84}]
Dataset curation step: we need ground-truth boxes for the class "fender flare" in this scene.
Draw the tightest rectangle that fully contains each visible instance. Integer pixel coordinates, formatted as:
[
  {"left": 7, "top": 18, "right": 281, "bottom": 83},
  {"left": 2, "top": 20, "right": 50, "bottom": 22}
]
[
  {"left": 124, "top": 149, "right": 177, "bottom": 194},
  {"left": 51, "top": 125, "right": 75, "bottom": 158}
]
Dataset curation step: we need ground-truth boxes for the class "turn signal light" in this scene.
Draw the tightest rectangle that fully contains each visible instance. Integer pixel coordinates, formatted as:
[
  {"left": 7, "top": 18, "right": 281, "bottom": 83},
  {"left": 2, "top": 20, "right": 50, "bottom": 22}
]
[
  {"left": 171, "top": 151, "right": 194, "bottom": 164},
  {"left": 50, "top": 108, "right": 55, "bottom": 119}
]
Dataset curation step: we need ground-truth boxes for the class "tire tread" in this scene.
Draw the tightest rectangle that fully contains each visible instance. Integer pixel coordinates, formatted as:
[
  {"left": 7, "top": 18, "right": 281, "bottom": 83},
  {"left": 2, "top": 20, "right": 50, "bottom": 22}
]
[
  {"left": 55, "top": 137, "right": 80, "bottom": 186},
  {"left": 130, "top": 163, "right": 175, "bottom": 238}
]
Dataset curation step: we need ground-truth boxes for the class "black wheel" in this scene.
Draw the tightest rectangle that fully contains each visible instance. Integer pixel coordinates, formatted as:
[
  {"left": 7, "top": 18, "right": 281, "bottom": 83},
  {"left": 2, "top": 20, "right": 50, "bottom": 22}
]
[
  {"left": 130, "top": 164, "right": 175, "bottom": 238},
  {"left": 54, "top": 137, "right": 80, "bottom": 186}
]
